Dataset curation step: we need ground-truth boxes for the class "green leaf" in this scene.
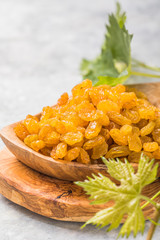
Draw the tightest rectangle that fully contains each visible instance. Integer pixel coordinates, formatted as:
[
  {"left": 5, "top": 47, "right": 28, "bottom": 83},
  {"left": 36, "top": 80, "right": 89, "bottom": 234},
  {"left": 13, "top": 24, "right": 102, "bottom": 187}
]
[
  {"left": 75, "top": 153, "right": 158, "bottom": 238},
  {"left": 105, "top": 14, "right": 132, "bottom": 66},
  {"left": 80, "top": 3, "right": 132, "bottom": 85},
  {"left": 115, "top": 2, "right": 126, "bottom": 29},
  {"left": 80, "top": 51, "right": 119, "bottom": 84},
  {"left": 95, "top": 69, "right": 129, "bottom": 86},
  {"left": 101, "top": 157, "right": 135, "bottom": 184},
  {"left": 119, "top": 200, "right": 145, "bottom": 238},
  {"left": 136, "top": 153, "right": 158, "bottom": 187}
]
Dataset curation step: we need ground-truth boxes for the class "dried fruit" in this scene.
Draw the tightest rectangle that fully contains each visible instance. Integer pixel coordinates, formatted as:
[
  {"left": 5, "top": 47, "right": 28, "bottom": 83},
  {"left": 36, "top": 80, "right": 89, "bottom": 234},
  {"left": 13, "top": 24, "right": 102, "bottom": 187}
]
[
  {"left": 152, "top": 128, "right": 160, "bottom": 144},
  {"left": 40, "top": 147, "right": 52, "bottom": 156},
  {"left": 50, "top": 142, "right": 68, "bottom": 159},
  {"left": 97, "top": 99, "right": 120, "bottom": 113},
  {"left": 143, "top": 142, "right": 159, "bottom": 152},
  {"left": 132, "top": 126, "right": 140, "bottom": 136},
  {"left": 128, "top": 134, "right": 142, "bottom": 152},
  {"left": 136, "top": 119, "right": 148, "bottom": 129},
  {"left": 140, "top": 121, "right": 155, "bottom": 136},
  {"left": 24, "top": 134, "right": 39, "bottom": 147},
  {"left": 107, "top": 111, "right": 131, "bottom": 125},
  {"left": 89, "top": 86, "right": 109, "bottom": 106},
  {"left": 140, "top": 136, "right": 152, "bottom": 145},
  {"left": 23, "top": 115, "right": 39, "bottom": 134},
  {"left": 120, "top": 92, "right": 137, "bottom": 109},
  {"left": 39, "top": 124, "right": 53, "bottom": 140},
  {"left": 100, "top": 128, "right": 110, "bottom": 142},
  {"left": 61, "top": 131, "right": 83, "bottom": 146},
  {"left": 153, "top": 147, "right": 160, "bottom": 159},
  {"left": 85, "top": 121, "right": 102, "bottom": 139},
  {"left": 57, "top": 92, "right": 69, "bottom": 106},
  {"left": 83, "top": 135, "right": 105, "bottom": 150},
  {"left": 110, "top": 129, "right": 128, "bottom": 146},
  {"left": 120, "top": 125, "right": 132, "bottom": 136},
  {"left": 105, "top": 146, "right": 130, "bottom": 158},
  {"left": 92, "top": 141, "right": 108, "bottom": 159},
  {"left": 31, "top": 140, "right": 45, "bottom": 152},
  {"left": 14, "top": 123, "right": 29, "bottom": 141},
  {"left": 122, "top": 109, "right": 140, "bottom": 123},
  {"left": 78, "top": 148, "right": 91, "bottom": 164},
  {"left": 14, "top": 80, "right": 160, "bottom": 164},
  {"left": 138, "top": 107, "right": 156, "bottom": 120},
  {"left": 128, "top": 152, "right": 141, "bottom": 163},
  {"left": 64, "top": 147, "right": 80, "bottom": 161},
  {"left": 44, "top": 131, "right": 60, "bottom": 145},
  {"left": 41, "top": 106, "right": 54, "bottom": 121},
  {"left": 72, "top": 79, "right": 92, "bottom": 97}
]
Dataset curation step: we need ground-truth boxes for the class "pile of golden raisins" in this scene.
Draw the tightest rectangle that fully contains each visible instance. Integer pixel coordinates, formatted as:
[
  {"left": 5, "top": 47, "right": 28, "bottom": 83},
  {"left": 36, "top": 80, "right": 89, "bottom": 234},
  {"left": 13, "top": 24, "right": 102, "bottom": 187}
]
[{"left": 14, "top": 79, "right": 160, "bottom": 164}]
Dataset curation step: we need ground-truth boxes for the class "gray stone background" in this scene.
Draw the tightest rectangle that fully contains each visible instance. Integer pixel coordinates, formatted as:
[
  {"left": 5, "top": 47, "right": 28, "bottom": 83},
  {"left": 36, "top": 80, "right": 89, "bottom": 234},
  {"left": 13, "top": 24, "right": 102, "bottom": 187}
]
[{"left": 0, "top": 0, "right": 160, "bottom": 239}]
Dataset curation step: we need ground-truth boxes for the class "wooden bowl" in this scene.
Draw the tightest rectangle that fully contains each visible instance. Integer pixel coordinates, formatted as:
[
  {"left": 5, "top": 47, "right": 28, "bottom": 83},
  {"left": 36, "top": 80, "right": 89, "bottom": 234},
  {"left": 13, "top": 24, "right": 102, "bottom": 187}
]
[{"left": 1, "top": 82, "right": 160, "bottom": 182}]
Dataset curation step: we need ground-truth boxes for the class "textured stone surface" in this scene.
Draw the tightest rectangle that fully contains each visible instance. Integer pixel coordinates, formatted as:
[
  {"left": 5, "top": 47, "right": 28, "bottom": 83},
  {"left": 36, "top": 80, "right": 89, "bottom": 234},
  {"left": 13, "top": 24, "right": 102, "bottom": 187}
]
[{"left": 0, "top": 0, "right": 160, "bottom": 239}]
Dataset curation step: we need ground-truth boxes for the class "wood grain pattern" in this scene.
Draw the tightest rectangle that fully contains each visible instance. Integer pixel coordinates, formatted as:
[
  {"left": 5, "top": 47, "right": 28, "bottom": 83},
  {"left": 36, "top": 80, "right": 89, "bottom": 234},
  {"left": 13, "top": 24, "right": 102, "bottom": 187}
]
[
  {"left": 1, "top": 82, "right": 160, "bottom": 182},
  {"left": 0, "top": 148, "right": 159, "bottom": 222}
]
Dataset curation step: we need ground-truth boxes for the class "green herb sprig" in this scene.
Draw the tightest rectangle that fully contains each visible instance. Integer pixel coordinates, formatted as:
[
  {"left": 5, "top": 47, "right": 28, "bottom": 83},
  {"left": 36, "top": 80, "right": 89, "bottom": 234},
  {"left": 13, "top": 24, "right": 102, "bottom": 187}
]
[
  {"left": 80, "top": 3, "right": 160, "bottom": 86},
  {"left": 75, "top": 154, "right": 160, "bottom": 239}
]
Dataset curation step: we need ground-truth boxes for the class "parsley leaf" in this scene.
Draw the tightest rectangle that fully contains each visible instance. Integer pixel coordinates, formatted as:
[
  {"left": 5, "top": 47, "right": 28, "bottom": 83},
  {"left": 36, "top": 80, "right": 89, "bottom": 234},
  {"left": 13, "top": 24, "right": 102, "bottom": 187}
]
[{"left": 75, "top": 154, "right": 159, "bottom": 238}]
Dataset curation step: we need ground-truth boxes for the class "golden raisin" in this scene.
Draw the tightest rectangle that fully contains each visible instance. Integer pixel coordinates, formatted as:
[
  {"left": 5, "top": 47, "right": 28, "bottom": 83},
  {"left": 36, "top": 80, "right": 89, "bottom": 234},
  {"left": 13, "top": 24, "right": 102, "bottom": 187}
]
[
  {"left": 100, "top": 128, "right": 110, "bottom": 142},
  {"left": 64, "top": 147, "right": 80, "bottom": 161},
  {"left": 72, "top": 79, "right": 92, "bottom": 97},
  {"left": 105, "top": 146, "right": 130, "bottom": 158},
  {"left": 92, "top": 141, "right": 108, "bottom": 159},
  {"left": 39, "top": 124, "right": 53, "bottom": 140},
  {"left": 120, "top": 92, "right": 137, "bottom": 109},
  {"left": 41, "top": 106, "right": 54, "bottom": 121},
  {"left": 152, "top": 128, "right": 160, "bottom": 144},
  {"left": 14, "top": 80, "right": 160, "bottom": 165},
  {"left": 140, "top": 121, "right": 155, "bottom": 136},
  {"left": 83, "top": 135, "right": 105, "bottom": 150},
  {"left": 23, "top": 116, "right": 39, "bottom": 134},
  {"left": 132, "top": 126, "right": 140, "bottom": 136},
  {"left": 57, "top": 92, "right": 69, "bottom": 106},
  {"left": 122, "top": 109, "right": 140, "bottom": 123},
  {"left": 89, "top": 86, "right": 109, "bottom": 106},
  {"left": 120, "top": 125, "right": 132, "bottom": 136},
  {"left": 14, "top": 123, "right": 29, "bottom": 141},
  {"left": 55, "top": 142, "right": 67, "bottom": 159},
  {"left": 85, "top": 121, "right": 102, "bottom": 139},
  {"left": 96, "top": 110, "right": 110, "bottom": 126},
  {"left": 97, "top": 99, "right": 120, "bottom": 113},
  {"left": 143, "top": 142, "right": 159, "bottom": 152},
  {"left": 110, "top": 129, "right": 128, "bottom": 146},
  {"left": 153, "top": 147, "right": 160, "bottom": 159},
  {"left": 128, "top": 134, "right": 142, "bottom": 152},
  {"left": 44, "top": 131, "right": 60, "bottom": 145},
  {"left": 140, "top": 136, "right": 152, "bottom": 145},
  {"left": 78, "top": 148, "right": 91, "bottom": 164},
  {"left": 40, "top": 147, "right": 52, "bottom": 156},
  {"left": 24, "top": 134, "right": 39, "bottom": 147},
  {"left": 107, "top": 111, "right": 131, "bottom": 125},
  {"left": 61, "top": 131, "right": 83, "bottom": 146},
  {"left": 30, "top": 140, "right": 45, "bottom": 152},
  {"left": 138, "top": 107, "right": 156, "bottom": 120}
]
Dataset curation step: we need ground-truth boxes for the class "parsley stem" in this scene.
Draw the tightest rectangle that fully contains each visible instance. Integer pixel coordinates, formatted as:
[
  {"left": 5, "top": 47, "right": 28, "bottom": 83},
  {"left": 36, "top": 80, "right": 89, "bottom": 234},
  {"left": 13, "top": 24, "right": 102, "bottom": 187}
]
[
  {"left": 131, "top": 71, "right": 160, "bottom": 78},
  {"left": 141, "top": 191, "right": 160, "bottom": 210},
  {"left": 132, "top": 58, "right": 160, "bottom": 72},
  {"left": 146, "top": 209, "right": 160, "bottom": 240}
]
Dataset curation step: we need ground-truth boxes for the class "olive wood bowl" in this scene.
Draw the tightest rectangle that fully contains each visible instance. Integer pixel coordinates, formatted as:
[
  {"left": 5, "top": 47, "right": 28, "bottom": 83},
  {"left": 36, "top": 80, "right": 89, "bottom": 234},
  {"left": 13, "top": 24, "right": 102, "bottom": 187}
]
[{"left": 1, "top": 82, "right": 160, "bottom": 182}]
